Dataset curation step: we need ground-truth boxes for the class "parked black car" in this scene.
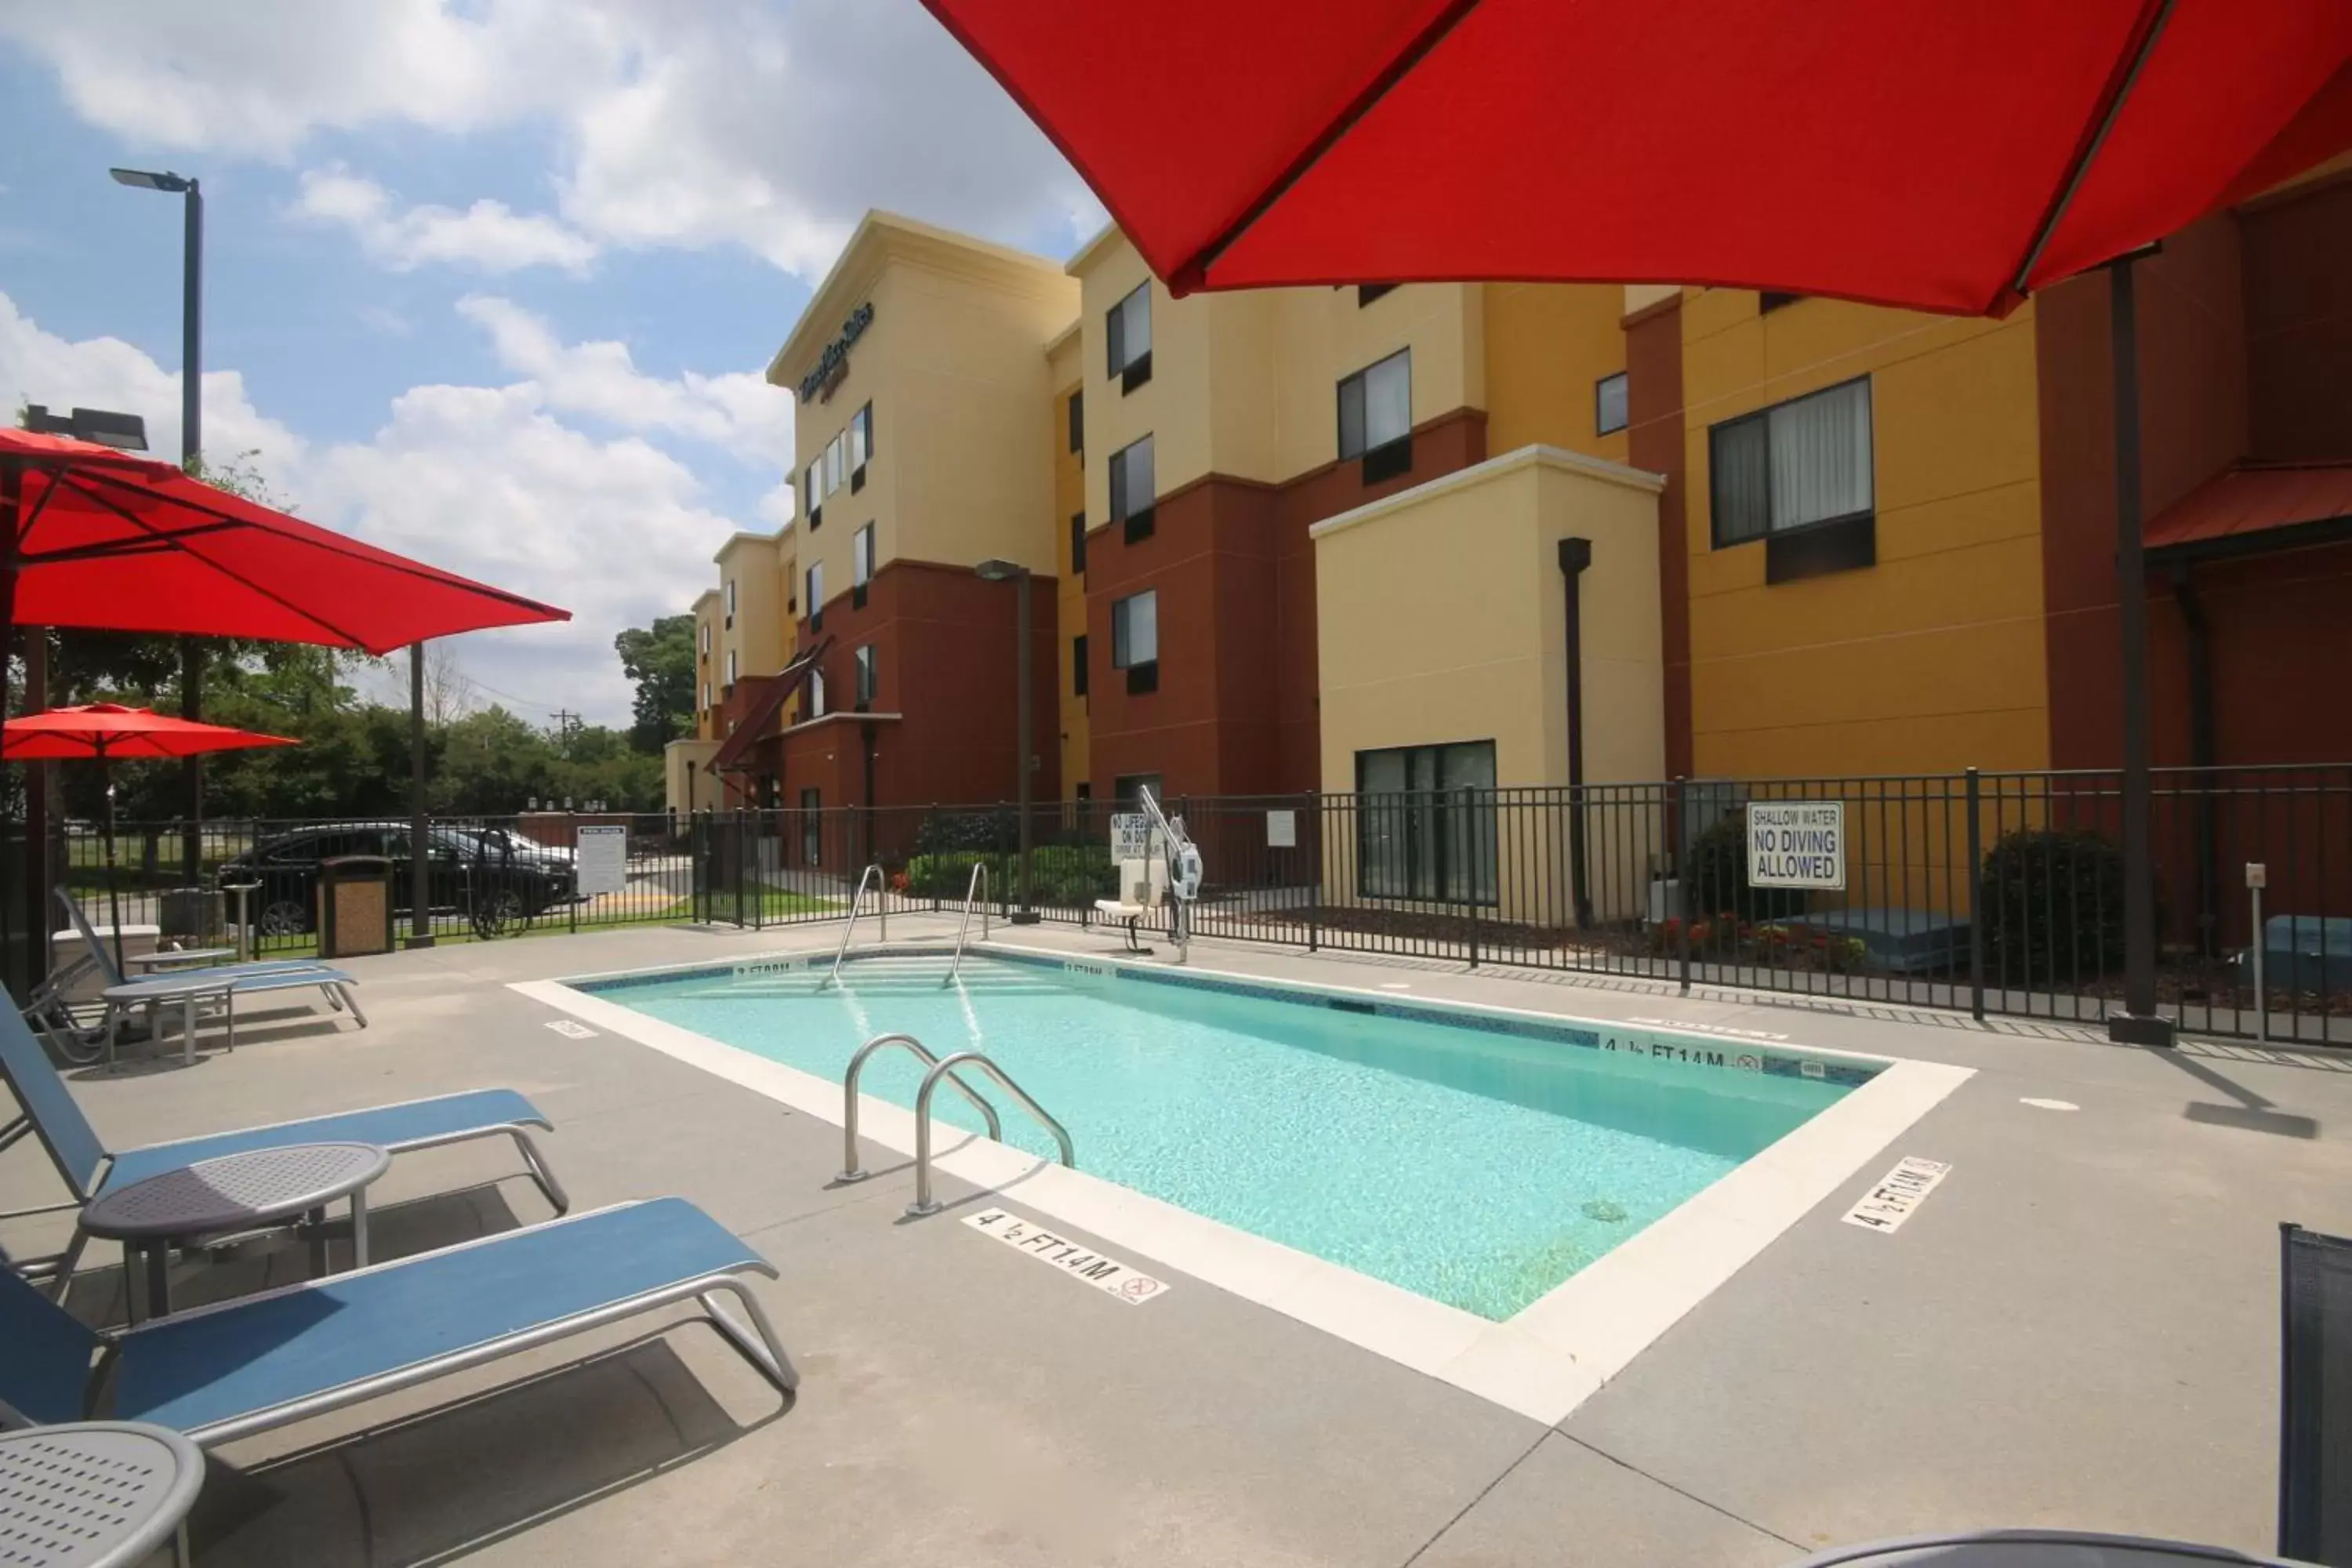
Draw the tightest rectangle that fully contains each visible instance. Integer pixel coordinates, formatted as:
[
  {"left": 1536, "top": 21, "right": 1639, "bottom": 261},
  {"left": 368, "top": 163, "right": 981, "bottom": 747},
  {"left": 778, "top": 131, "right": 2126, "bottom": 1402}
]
[{"left": 219, "top": 822, "right": 576, "bottom": 938}]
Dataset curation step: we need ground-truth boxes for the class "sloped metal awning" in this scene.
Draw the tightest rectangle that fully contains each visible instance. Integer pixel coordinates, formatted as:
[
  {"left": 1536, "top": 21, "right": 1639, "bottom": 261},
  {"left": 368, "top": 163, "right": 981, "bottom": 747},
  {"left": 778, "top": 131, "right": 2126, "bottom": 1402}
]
[
  {"left": 710, "top": 635, "right": 831, "bottom": 773},
  {"left": 2144, "top": 460, "right": 2352, "bottom": 564}
]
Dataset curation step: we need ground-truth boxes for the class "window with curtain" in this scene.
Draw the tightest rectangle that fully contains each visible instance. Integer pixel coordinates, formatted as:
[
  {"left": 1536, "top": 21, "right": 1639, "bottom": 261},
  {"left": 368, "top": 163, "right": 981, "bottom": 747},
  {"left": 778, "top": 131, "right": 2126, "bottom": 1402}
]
[
  {"left": 1708, "top": 376, "right": 1873, "bottom": 548},
  {"left": 808, "top": 666, "right": 826, "bottom": 719},
  {"left": 853, "top": 524, "right": 873, "bottom": 586},
  {"left": 825, "top": 433, "right": 844, "bottom": 496},
  {"left": 804, "top": 459, "right": 821, "bottom": 528},
  {"left": 849, "top": 404, "right": 872, "bottom": 474},
  {"left": 1111, "top": 434, "right": 1155, "bottom": 543},
  {"left": 1106, "top": 282, "right": 1152, "bottom": 390},
  {"left": 1338, "top": 350, "right": 1413, "bottom": 482},
  {"left": 806, "top": 561, "right": 824, "bottom": 630},
  {"left": 1595, "top": 372, "right": 1629, "bottom": 436},
  {"left": 855, "top": 644, "right": 876, "bottom": 709},
  {"left": 726, "top": 649, "right": 737, "bottom": 686},
  {"left": 1353, "top": 740, "right": 1497, "bottom": 904}
]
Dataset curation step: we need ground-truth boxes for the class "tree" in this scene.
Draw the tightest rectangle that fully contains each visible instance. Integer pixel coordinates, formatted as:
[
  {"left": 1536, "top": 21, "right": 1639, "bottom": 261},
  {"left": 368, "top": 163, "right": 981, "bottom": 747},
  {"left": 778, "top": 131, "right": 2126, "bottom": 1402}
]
[{"left": 613, "top": 614, "right": 697, "bottom": 754}]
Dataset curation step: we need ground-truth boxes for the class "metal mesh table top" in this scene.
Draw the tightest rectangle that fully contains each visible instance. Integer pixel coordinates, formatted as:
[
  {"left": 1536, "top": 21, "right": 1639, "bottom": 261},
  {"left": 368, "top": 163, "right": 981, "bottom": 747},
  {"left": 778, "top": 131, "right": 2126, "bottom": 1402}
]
[
  {"left": 79, "top": 1142, "right": 390, "bottom": 1240},
  {"left": 0, "top": 1421, "right": 205, "bottom": 1568}
]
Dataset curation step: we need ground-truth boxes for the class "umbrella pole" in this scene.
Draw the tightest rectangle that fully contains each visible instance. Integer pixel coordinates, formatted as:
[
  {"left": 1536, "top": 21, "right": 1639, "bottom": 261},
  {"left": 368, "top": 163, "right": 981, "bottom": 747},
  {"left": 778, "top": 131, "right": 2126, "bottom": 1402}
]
[
  {"left": 2107, "top": 256, "right": 2172, "bottom": 1048},
  {"left": 102, "top": 753, "right": 127, "bottom": 980}
]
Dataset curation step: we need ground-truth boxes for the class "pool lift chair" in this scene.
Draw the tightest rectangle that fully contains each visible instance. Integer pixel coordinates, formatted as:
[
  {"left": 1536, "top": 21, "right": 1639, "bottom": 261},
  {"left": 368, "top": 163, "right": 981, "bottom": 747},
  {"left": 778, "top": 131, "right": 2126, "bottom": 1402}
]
[{"left": 1092, "top": 788, "right": 1201, "bottom": 962}]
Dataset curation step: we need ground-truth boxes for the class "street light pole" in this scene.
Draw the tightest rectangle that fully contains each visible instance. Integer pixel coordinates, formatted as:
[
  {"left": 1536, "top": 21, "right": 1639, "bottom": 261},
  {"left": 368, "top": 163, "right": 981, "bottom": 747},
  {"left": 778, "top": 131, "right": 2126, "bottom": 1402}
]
[{"left": 111, "top": 168, "right": 208, "bottom": 890}]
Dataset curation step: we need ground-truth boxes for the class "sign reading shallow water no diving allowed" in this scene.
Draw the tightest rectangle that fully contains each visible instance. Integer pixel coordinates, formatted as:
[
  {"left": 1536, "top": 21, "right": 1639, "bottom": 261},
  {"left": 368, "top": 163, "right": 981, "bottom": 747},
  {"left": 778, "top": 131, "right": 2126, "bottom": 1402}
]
[{"left": 1748, "top": 800, "right": 1846, "bottom": 890}]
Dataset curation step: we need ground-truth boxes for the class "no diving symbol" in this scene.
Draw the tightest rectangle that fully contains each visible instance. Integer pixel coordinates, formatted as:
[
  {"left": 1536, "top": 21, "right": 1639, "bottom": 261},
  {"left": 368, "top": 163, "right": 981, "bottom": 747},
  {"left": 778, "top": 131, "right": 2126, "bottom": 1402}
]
[{"left": 1119, "top": 1275, "right": 1163, "bottom": 1301}]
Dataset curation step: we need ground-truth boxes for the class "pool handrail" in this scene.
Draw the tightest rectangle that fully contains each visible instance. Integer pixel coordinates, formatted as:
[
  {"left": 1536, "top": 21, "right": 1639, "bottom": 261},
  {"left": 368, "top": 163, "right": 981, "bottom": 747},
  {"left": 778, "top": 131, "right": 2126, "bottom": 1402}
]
[
  {"left": 944, "top": 862, "right": 991, "bottom": 985},
  {"left": 906, "top": 1051, "right": 1075, "bottom": 1217},
  {"left": 836, "top": 1032, "right": 1002, "bottom": 1182},
  {"left": 821, "top": 863, "right": 886, "bottom": 989}
]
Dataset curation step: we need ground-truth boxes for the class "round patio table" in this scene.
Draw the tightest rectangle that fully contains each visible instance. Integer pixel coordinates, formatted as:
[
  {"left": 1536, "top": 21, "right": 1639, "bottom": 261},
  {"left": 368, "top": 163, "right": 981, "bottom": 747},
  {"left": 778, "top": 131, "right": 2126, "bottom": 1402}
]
[
  {"left": 78, "top": 1141, "right": 390, "bottom": 1323},
  {"left": 0, "top": 1420, "right": 206, "bottom": 1567},
  {"left": 1785, "top": 1530, "right": 2300, "bottom": 1566}
]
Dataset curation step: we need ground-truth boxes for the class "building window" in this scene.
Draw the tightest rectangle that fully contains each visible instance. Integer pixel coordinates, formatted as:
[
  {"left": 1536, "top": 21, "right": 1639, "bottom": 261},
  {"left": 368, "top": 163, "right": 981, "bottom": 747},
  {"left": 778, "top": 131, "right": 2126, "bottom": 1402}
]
[
  {"left": 724, "top": 578, "right": 737, "bottom": 626},
  {"left": 1070, "top": 510, "right": 1087, "bottom": 576},
  {"left": 1357, "top": 284, "right": 1396, "bottom": 307},
  {"left": 1595, "top": 372, "right": 1628, "bottom": 437},
  {"left": 1075, "top": 781, "right": 1092, "bottom": 804},
  {"left": 700, "top": 620, "right": 711, "bottom": 655},
  {"left": 726, "top": 649, "right": 738, "bottom": 686},
  {"left": 1111, "top": 434, "right": 1156, "bottom": 543},
  {"left": 1113, "top": 773, "right": 1163, "bottom": 808},
  {"left": 1107, "top": 281, "right": 1152, "bottom": 392},
  {"left": 701, "top": 681, "right": 711, "bottom": 712},
  {"left": 1338, "top": 349, "right": 1412, "bottom": 484},
  {"left": 852, "top": 523, "right": 873, "bottom": 609},
  {"left": 1760, "top": 291, "right": 1802, "bottom": 314},
  {"left": 849, "top": 403, "right": 872, "bottom": 492},
  {"left": 806, "top": 561, "right": 825, "bottom": 631},
  {"left": 1112, "top": 589, "right": 1158, "bottom": 695},
  {"left": 855, "top": 644, "right": 876, "bottom": 710},
  {"left": 1355, "top": 740, "right": 1497, "bottom": 904},
  {"left": 804, "top": 459, "right": 822, "bottom": 529},
  {"left": 1709, "top": 376, "right": 1876, "bottom": 582},
  {"left": 1073, "top": 633, "right": 1088, "bottom": 699},
  {"left": 825, "top": 433, "right": 844, "bottom": 496},
  {"left": 1068, "top": 390, "right": 1083, "bottom": 454},
  {"left": 808, "top": 666, "right": 826, "bottom": 719}
]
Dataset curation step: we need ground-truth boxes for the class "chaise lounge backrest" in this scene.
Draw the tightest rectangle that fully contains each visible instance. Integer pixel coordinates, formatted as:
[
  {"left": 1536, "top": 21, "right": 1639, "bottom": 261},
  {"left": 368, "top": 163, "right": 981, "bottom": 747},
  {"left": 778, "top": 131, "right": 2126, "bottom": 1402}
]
[
  {"left": 0, "top": 1258, "right": 100, "bottom": 1425},
  {"left": 0, "top": 1001, "right": 110, "bottom": 1202},
  {"left": 2280, "top": 1222, "right": 2352, "bottom": 1564}
]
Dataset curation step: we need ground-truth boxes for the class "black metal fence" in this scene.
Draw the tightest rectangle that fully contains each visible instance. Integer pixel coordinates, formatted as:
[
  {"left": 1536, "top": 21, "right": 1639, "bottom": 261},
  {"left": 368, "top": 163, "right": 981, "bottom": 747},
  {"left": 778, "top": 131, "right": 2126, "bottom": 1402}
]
[
  {"left": 685, "top": 766, "right": 2351, "bottom": 1046},
  {"left": 5, "top": 767, "right": 2343, "bottom": 1044}
]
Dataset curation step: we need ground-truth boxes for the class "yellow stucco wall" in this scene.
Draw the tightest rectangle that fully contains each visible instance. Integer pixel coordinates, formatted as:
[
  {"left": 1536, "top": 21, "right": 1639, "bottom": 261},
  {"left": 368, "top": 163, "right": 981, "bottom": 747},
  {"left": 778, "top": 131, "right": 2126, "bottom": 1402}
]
[
  {"left": 713, "top": 532, "right": 789, "bottom": 687},
  {"left": 779, "top": 216, "right": 1076, "bottom": 615},
  {"left": 691, "top": 590, "right": 721, "bottom": 739},
  {"left": 1483, "top": 284, "right": 1630, "bottom": 464},
  {"left": 1048, "top": 329, "right": 1089, "bottom": 800},
  {"left": 1313, "top": 446, "right": 1664, "bottom": 921},
  {"left": 1681, "top": 290, "right": 2050, "bottom": 780},
  {"left": 1072, "top": 230, "right": 1484, "bottom": 513},
  {"left": 664, "top": 738, "right": 720, "bottom": 813}
]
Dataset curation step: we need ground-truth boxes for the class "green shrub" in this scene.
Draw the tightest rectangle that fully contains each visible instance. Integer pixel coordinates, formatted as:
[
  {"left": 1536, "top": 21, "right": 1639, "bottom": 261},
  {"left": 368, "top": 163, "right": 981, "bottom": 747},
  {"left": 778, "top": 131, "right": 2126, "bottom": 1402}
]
[
  {"left": 903, "top": 844, "right": 1116, "bottom": 906},
  {"left": 1979, "top": 827, "right": 2125, "bottom": 984},
  {"left": 909, "top": 810, "right": 1017, "bottom": 857},
  {"left": 1685, "top": 818, "right": 1808, "bottom": 924}
]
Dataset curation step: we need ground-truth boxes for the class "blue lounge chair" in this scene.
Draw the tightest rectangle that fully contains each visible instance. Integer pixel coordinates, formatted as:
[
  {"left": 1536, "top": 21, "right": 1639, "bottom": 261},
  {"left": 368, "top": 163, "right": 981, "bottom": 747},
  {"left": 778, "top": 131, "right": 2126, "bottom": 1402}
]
[
  {"left": 0, "top": 1003, "right": 568, "bottom": 1293},
  {"left": 32, "top": 888, "right": 361, "bottom": 1063},
  {"left": 0, "top": 1198, "right": 797, "bottom": 1446}
]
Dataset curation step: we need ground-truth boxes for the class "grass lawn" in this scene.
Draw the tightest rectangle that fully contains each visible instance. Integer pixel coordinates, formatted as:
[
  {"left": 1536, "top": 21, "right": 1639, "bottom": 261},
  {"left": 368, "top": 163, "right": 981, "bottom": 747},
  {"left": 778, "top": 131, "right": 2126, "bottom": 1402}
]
[{"left": 656, "top": 887, "right": 840, "bottom": 921}]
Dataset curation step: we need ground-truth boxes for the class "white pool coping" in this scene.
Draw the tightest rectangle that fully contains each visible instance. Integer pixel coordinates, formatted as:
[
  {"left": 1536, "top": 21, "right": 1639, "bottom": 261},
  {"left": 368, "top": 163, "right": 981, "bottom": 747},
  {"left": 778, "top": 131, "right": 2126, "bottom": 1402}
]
[{"left": 513, "top": 942, "right": 1972, "bottom": 1426}]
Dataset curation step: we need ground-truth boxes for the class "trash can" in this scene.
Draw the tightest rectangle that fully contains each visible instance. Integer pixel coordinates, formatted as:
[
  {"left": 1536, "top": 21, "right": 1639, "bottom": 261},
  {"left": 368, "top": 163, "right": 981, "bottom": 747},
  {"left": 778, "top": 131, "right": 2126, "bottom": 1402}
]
[{"left": 317, "top": 854, "right": 395, "bottom": 959}]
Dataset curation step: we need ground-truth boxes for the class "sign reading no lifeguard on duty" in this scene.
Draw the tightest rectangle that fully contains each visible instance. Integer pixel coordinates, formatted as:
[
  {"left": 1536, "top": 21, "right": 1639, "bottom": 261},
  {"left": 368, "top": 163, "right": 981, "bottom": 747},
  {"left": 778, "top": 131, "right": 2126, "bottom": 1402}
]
[{"left": 1747, "top": 801, "right": 1846, "bottom": 890}]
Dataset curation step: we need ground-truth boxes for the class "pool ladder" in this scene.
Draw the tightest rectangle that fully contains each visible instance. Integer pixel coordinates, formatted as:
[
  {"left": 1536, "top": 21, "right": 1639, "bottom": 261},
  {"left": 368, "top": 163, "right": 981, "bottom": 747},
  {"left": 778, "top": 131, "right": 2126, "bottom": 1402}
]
[
  {"left": 834, "top": 1030, "right": 1074, "bottom": 1218},
  {"left": 944, "top": 861, "right": 990, "bottom": 985},
  {"left": 820, "top": 863, "right": 887, "bottom": 989}
]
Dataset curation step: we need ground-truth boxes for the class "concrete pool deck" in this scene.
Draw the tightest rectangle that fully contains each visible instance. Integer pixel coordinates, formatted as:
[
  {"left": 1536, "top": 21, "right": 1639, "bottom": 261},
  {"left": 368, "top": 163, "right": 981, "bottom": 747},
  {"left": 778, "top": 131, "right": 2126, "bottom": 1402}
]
[{"left": 6, "top": 915, "right": 2350, "bottom": 1566}]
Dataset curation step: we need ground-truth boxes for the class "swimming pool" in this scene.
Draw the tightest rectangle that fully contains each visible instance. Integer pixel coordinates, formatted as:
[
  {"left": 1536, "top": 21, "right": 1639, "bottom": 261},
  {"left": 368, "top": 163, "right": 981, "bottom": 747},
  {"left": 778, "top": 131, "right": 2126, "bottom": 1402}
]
[{"left": 586, "top": 950, "right": 1872, "bottom": 1319}]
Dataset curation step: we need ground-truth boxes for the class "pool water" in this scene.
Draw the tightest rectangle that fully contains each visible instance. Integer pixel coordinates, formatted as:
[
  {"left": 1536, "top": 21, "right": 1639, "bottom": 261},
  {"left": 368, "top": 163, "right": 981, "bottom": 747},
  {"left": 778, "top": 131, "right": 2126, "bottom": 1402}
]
[{"left": 597, "top": 955, "right": 1857, "bottom": 1319}]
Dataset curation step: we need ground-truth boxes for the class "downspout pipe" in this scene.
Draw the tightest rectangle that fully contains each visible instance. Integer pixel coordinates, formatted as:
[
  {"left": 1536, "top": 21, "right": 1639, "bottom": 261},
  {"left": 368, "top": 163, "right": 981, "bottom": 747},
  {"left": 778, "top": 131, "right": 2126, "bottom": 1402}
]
[
  {"left": 1559, "top": 536, "right": 1593, "bottom": 928},
  {"left": 2170, "top": 567, "right": 2218, "bottom": 958}
]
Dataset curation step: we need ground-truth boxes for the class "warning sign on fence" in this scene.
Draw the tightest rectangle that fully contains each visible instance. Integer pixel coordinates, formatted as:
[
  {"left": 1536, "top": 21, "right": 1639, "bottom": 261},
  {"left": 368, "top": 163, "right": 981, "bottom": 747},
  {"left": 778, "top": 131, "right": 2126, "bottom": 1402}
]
[
  {"left": 1747, "top": 801, "right": 1846, "bottom": 890},
  {"left": 1111, "top": 812, "right": 1152, "bottom": 861}
]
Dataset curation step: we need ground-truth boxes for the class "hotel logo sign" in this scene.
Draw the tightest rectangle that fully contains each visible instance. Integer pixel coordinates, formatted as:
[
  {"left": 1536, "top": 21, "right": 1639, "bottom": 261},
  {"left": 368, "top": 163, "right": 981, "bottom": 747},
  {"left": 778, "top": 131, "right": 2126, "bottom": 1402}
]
[
  {"left": 798, "top": 300, "right": 874, "bottom": 404},
  {"left": 1747, "top": 800, "right": 1846, "bottom": 889}
]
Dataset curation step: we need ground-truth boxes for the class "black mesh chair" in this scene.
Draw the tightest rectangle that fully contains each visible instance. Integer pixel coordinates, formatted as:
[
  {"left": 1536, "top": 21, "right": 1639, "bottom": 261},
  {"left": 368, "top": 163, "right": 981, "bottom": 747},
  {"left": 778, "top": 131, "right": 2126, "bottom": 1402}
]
[{"left": 2281, "top": 1223, "right": 2352, "bottom": 1565}]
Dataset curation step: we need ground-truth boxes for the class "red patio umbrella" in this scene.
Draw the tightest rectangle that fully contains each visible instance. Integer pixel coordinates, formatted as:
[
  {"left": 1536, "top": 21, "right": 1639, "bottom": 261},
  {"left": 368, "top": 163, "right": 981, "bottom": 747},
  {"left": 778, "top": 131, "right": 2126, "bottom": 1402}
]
[
  {"left": 4, "top": 704, "right": 296, "bottom": 972},
  {"left": 0, "top": 426, "right": 571, "bottom": 980},
  {"left": 921, "top": 0, "right": 2352, "bottom": 1046}
]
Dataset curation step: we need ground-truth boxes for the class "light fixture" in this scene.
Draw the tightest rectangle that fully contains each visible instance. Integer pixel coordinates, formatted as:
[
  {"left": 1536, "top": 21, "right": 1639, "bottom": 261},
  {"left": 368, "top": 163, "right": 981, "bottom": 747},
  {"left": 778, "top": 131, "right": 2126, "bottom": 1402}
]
[
  {"left": 974, "top": 557, "right": 1028, "bottom": 582},
  {"left": 20, "top": 405, "right": 149, "bottom": 452},
  {"left": 109, "top": 167, "right": 193, "bottom": 194}
]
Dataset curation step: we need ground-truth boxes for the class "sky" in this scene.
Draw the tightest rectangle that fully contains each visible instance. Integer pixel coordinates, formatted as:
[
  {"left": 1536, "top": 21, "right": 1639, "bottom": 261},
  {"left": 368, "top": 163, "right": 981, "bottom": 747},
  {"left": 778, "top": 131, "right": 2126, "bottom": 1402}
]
[{"left": 0, "top": 0, "right": 1102, "bottom": 725}]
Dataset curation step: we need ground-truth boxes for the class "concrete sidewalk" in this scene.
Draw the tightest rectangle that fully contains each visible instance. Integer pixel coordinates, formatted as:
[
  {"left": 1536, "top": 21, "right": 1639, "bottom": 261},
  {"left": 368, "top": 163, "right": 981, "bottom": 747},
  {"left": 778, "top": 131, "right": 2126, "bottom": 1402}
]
[{"left": 5, "top": 916, "right": 2348, "bottom": 1566}]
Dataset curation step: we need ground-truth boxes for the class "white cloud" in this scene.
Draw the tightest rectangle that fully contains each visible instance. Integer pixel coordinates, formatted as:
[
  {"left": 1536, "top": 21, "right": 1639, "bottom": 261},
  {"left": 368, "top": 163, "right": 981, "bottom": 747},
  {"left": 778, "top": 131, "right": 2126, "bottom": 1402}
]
[
  {"left": 0, "top": 292, "right": 301, "bottom": 470},
  {"left": 293, "top": 169, "right": 597, "bottom": 274},
  {"left": 0, "top": 290, "right": 734, "bottom": 724},
  {"left": 456, "top": 295, "right": 793, "bottom": 463},
  {"left": 2, "top": 0, "right": 1101, "bottom": 279}
]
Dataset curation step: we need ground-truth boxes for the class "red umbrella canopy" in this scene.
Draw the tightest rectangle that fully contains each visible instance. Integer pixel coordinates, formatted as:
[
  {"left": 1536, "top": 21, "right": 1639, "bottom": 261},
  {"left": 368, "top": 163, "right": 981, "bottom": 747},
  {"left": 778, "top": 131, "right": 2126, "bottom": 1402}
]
[
  {"left": 2, "top": 703, "right": 296, "bottom": 760},
  {"left": 0, "top": 427, "right": 568, "bottom": 653},
  {"left": 923, "top": 0, "right": 2352, "bottom": 313}
]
